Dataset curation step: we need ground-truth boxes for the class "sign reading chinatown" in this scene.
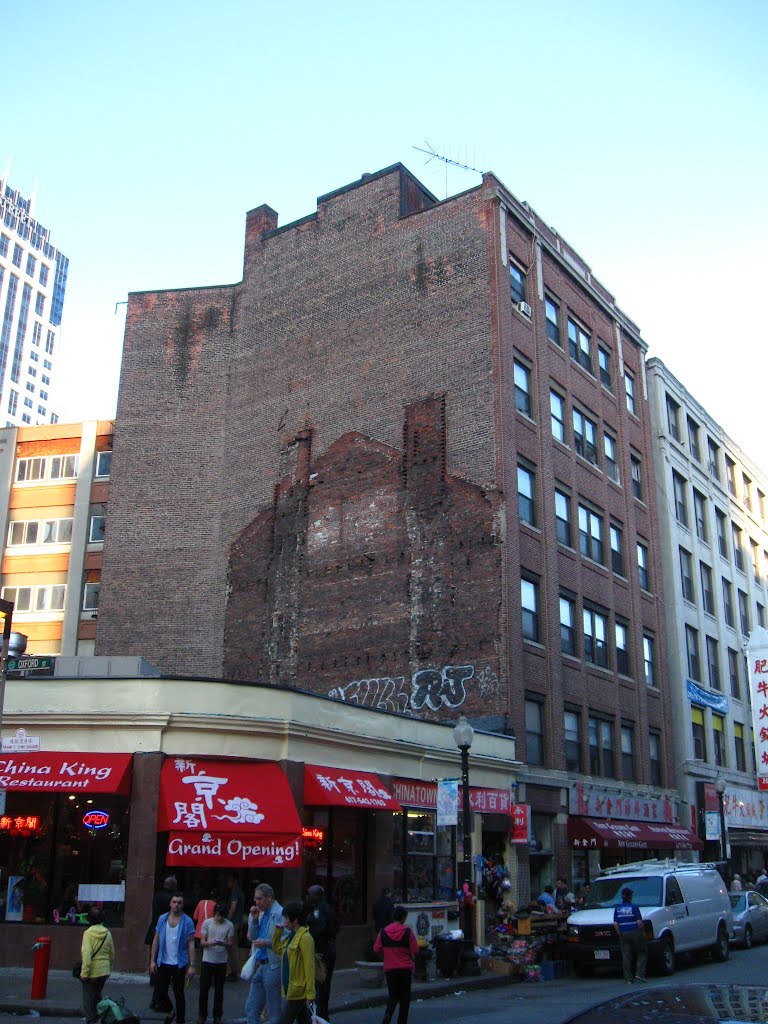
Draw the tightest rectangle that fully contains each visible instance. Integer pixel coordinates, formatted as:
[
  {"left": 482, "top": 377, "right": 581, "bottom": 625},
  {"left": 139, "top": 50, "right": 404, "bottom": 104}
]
[
  {"left": 392, "top": 779, "right": 512, "bottom": 814},
  {"left": 747, "top": 626, "right": 768, "bottom": 790}
]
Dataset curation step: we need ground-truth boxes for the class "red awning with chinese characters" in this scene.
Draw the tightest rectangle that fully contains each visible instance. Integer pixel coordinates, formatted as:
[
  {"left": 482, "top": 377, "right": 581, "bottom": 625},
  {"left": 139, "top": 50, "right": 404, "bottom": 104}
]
[
  {"left": 158, "top": 758, "right": 302, "bottom": 867},
  {"left": 304, "top": 765, "right": 402, "bottom": 810},
  {"left": 569, "top": 817, "right": 704, "bottom": 851},
  {"left": 0, "top": 752, "right": 132, "bottom": 794}
]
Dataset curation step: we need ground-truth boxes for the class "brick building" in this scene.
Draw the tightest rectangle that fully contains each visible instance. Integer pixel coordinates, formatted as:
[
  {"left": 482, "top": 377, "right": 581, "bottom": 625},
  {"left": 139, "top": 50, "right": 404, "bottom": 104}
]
[{"left": 98, "top": 164, "right": 694, "bottom": 896}]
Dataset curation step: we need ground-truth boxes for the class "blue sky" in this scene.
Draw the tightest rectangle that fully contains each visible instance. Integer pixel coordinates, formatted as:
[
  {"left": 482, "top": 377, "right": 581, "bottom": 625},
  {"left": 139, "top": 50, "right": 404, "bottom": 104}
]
[{"left": 4, "top": 0, "right": 766, "bottom": 466}]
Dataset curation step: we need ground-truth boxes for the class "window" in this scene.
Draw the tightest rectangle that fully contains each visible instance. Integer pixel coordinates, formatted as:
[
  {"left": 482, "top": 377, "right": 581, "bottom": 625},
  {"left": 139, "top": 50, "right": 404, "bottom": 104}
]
[
  {"left": 598, "top": 346, "right": 612, "bottom": 390},
  {"left": 686, "top": 625, "right": 701, "bottom": 680},
  {"left": 392, "top": 807, "right": 453, "bottom": 905},
  {"left": 643, "top": 635, "right": 655, "bottom": 687},
  {"left": 738, "top": 589, "right": 750, "bottom": 635},
  {"left": 673, "top": 471, "right": 689, "bottom": 527},
  {"left": 567, "top": 319, "right": 592, "bottom": 373},
  {"left": 758, "top": 602, "right": 765, "bottom": 629},
  {"left": 610, "top": 524, "right": 624, "bottom": 575},
  {"left": 713, "top": 714, "right": 726, "bottom": 767},
  {"left": 728, "top": 648, "right": 741, "bottom": 699},
  {"left": 722, "top": 578, "right": 735, "bottom": 627},
  {"left": 637, "top": 541, "right": 650, "bottom": 591},
  {"left": 23, "top": 397, "right": 33, "bottom": 409},
  {"left": 725, "top": 455, "right": 737, "bottom": 496},
  {"left": 759, "top": 489, "right": 766, "bottom": 523},
  {"left": 708, "top": 438, "right": 721, "bottom": 481},
  {"left": 691, "top": 706, "right": 706, "bottom": 760},
  {"left": 630, "top": 455, "right": 643, "bottom": 500},
  {"left": 521, "top": 577, "right": 540, "bottom": 643},
  {"left": 89, "top": 514, "right": 106, "bottom": 543},
  {"left": 95, "top": 450, "right": 112, "bottom": 478},
  {"left": 560, "top": 595, "right": 576, "bottom": 656},
  {"left": 25, "top": 253, "right": 36, "bottom": 278},
  {"left": 583, "top": 606, "right": 609, "bottom": 668},
  {"left": 525, "top": 697, "right": 545, "bottom": 766},
  {"left": 716, "top": 509, "right": 728, "bottom": 558},
  {"left": 679, "top": 547, "right": 695, "bottom": 602},
  {"left": 706, "top": 635, "right": 721, "bottom": 690},
  {"left": 35, "top": 584, "right": 66, "bottom": 611},
  {"left": 649, "top": 732, "right": 662, "bottom": 786},
  {"left": 734, "top": 722, "right": 746, "bottom": 772},
  {"left": 578, "top": 504, "right": 604, "bottom": 564},
  {"left": 700, "top": 562, "right": 714, "bottom": 615},
  {"left": 1, "top": 586, "right": 32, "bottom": 611},
  {"left": 687, "top": 417, "right": 701, "bottom": 461},
  {"left": 509, "top": 262, "right": 526, "bottom": 305},
  {"left": 625, "top": 373, "right": 637, "bottom": 415},
  {"left": 35, "top": 293, "right": 45, "bottom": 317},
  {"left": 0, "top": 233, "right": 8, "bottom": 257},
  {"left": 45, "top": 331, "right": 55, "bottom": 354},
  {"left": 589, "top": 716, "right": 614, "bottom": 777},
  {"left": 615, "top": 621, "right": 630, "bottom": 675},
  {"left": 693, "top": 490, "right": 708, "bottom": 543},
  {"left": 514, "top": 359, "right": 532, "bottom": 416},
  {"left": 743, "top": 473, "right": 752, "bottom": 510},
  {"left": 564, "top": 711, "right": 581, "bottom": 772},
  {"left": 604, "top": 431, "right": 619, "bottom": 483},
  {"left": 666, "top": 394, "right": 681, "bottom": 441},
  {"left": 30, "top": 350, "right": 39, "bottom": 362},
  {"left": 550, "top": 390, "right": 566, "bottom": 443},
  {"left": 750, "top": 539, "right": 760, "bottom": 583},
  {"left": 621, "top": 725, "right": 635, "bottom": 780},
  {"left": 12, "top": 243, "right": 23, "bottom": 268},
  {"left": 572, "top": 408, "right": 598, "bottom": 465},
  {"left": 555, "top": 489, "right": 571, "bottom": 546},
  {"left": 16, "top": 454, "right": 79, "bottom": 483},
  {"left": 39, "top": 263, "right": 49, "bottom": 286},
  {"left": 517, "top": 464, "right": 536, "bottom": 526},
  {"left": 21, "top": 413, "right": 30, "bottom": 424},
  {"left": 545, "top": 297, "right": 560, "bottom": 345},
  {"left": 7, "top": 390, "right": 17, "bottom": 416},
  {"left": 732, "top": 524, "right": 744, "bottom": 572},
  {"left": 37, "top": 404, "right": 46, "bottom": 416},
  {"left": 83, "top": 583, "right": 100, "bottom": 612},
  {"left": 26, "top": 382, "right": 35, "bottom": 393}
]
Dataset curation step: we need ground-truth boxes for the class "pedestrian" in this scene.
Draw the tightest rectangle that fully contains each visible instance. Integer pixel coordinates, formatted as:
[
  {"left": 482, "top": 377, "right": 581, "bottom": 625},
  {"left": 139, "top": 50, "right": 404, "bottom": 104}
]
[
  {"left": 245, "top": 883, "right": 284, "bottom": 1024},
  {"left": 194, "top": 888, "right": 218, "bottom": 949},
  {"left": 147, "top": 876, "right": 179, "bottom": 1011},
  {"left": 537, "top": 885, "right": 557, "bottom": 911},
  {"left": 374, "top": 905, "right": 418, "bottom": 1024},
  {"left": 613, "top": 886, "right": 647, "bottom": 984},
  {"left": 306, "top": 885, "right": 338, "bottom": 1022},
  {"left": 554, "top": 878, "right": 569, "bottom": 911},
  {"left": 198, "top": 901, "right": 233, "bottom": 1024},
  {"left": 225, "top": 872, "right": 246, "bottom": 980},
  {"left": 271, "top": 901, "right": 315, "bottom": 1024},
  {"left": 150, "top": 891, "right": 197, "bottom": 1024},
  {"left": 79, "top": 906, "right": 115, "bottom": 1024},
  {"left": 731, "top": 873, "right": 743, "bottom": 891},
  {"left": 757, "top": 867, "right": 767, "bottom": 885},
  {"left": 373, "top": 888, "right": 395, "bottom": 934}
]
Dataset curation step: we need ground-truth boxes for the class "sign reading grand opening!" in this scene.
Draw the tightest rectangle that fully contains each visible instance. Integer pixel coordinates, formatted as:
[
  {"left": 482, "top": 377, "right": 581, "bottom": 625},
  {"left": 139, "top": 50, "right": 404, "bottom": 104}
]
[{"left": 748, "top": 627, "right": 768, "bottom": 791}]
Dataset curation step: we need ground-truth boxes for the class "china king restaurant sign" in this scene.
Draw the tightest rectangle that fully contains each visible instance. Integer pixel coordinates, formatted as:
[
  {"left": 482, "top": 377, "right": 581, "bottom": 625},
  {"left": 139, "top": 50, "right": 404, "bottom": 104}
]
[
  {"left": 158, "top": 758, "right": 303, "bottom": 869},
  {"left": 748, "top": 627, "right": 768, "bottom": 791},
  {"left": 0, "top": 753, "right": 132, "bottom": 794}
]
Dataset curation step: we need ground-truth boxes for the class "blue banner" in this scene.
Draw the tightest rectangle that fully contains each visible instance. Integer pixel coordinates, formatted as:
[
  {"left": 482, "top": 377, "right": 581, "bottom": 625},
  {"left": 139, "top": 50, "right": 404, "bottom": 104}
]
[{"left": 687, "top": 679, "right": 729, "bottom": 713}]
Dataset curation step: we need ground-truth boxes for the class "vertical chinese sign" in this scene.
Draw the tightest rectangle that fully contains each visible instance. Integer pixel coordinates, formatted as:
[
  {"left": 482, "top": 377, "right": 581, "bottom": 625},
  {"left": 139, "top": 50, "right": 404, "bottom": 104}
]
[{"left": 748, "top": 627, "right": 768, "bottom": 790}]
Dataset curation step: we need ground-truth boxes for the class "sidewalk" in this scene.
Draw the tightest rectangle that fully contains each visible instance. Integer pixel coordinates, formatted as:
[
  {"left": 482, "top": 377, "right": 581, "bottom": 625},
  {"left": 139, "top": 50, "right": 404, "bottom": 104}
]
[{"left": 0, "top": 966, "right": 517, "bottom": 1018}]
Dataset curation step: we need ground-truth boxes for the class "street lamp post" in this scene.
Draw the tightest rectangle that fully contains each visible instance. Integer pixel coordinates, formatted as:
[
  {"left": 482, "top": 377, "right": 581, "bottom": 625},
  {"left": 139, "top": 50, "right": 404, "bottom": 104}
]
[
  {"left": 714, "top": 777, "right": 727, "bottom": 865},
  {"left": 453, "top": 715, "right": 475, "bottom": 945}
]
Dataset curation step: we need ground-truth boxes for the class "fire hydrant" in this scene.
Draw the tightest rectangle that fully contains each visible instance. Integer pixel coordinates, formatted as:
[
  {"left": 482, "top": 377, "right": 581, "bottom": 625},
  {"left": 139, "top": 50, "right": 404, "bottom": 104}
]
[{"left": 31, "top": 936, "right": 51, "bottom": 1000}]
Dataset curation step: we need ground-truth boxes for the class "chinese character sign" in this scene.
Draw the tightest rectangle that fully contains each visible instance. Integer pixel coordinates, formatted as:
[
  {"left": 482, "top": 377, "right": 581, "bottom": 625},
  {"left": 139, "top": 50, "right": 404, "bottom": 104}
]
[{"left": 748, "top": 628, "right": 768, "bottom": 789}]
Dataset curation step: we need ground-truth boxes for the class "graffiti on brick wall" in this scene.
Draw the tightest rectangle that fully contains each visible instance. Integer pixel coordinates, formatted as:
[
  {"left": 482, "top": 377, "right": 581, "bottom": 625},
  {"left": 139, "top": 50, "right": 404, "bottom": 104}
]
[{"left": 328, "top": 664, "right": 498, "bottom": 714}]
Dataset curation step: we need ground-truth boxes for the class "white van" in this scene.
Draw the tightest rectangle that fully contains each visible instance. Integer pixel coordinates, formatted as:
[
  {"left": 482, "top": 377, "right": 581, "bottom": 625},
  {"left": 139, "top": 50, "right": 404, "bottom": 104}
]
[{"left": 565, "top": 860, "right": 734, "bottom": 976}]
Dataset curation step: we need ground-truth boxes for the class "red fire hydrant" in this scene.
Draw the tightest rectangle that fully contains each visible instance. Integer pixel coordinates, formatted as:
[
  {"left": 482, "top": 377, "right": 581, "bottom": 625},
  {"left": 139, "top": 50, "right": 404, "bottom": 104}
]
[{"left": 31, "top": 936, "right": 51, "bottom": 1000}]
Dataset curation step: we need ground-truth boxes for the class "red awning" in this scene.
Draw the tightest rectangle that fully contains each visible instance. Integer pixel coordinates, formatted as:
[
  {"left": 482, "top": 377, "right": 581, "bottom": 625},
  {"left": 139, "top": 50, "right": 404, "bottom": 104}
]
[
  {"left": 304, "top": 765, "right": 402, "bottom": 810},
  {"left": 569, "top": 817, "right": 704, "bottom": 851},
  {"left": 158, "top": 758, "right": 302, "bottom": 867},
  {"left": 0, "top": 752, "right": 132, "bottom": 794}
]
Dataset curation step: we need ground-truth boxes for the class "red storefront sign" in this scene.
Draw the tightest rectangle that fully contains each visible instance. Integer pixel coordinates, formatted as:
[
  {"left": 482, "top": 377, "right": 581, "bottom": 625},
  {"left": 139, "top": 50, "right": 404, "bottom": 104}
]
[
  {"left": 392, "top": 778, "right": 512, "bottom": 814},
  {"left": 569, "top": 817, "right": 704, "bottom": 851},
  {"left": 158, "top": 758, "right": 302, "bottom": 868},
  {"left": 0, "top": 753, "right": 132, "bottom": 794},
  {"left": 304, "top": 766, "right": 402, "bottom": 810},
  {"left": 509, "top": 803, "right": 530, "bottom": 844}
]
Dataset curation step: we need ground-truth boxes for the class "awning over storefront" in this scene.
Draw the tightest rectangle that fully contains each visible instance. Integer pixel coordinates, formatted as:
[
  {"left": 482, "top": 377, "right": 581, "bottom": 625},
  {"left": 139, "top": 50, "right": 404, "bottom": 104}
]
[
  {"left": 0, "top": 752, "right": 132, "bottom": 794},
  {"left": 569, "top": 817, "right": 704, "bottom": 851},
  {"left": 158, "top": 758, "right": 303, "bottom": 867},
  {"left": 304, "top": 765, "right": 402, "bottom": 810}
]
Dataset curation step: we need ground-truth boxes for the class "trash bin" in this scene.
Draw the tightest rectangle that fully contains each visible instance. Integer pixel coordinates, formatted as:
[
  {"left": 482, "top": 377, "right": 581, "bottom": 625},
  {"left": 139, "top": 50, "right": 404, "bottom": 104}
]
[{"left": 435, "top": 935, "right": 462, "bottom": 977}]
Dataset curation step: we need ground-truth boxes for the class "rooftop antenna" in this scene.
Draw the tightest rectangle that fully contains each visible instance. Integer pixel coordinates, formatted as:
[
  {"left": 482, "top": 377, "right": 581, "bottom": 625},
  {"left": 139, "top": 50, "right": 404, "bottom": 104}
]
[{"left": 412, "top": 141, "right": 483, "bottom": 199}]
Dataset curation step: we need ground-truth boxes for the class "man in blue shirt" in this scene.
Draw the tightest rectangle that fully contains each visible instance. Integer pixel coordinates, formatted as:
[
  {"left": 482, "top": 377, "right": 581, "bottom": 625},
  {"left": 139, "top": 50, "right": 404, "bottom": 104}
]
[
  {"left": 150, "top": 893, "right": 196, "bottom": 1024},
  {"left": 613, "top": 886, "right": 647, "bottom": 983},
  {"left": 537, "top": 885, "right": 557, "bottom": 910},
  {"left": 245, "top": 883, "right": 284, "bottom": 1024}
]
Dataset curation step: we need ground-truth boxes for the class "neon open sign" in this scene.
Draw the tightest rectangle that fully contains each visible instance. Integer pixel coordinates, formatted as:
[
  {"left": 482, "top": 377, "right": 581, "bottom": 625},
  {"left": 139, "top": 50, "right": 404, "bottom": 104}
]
[{"left": 83, "top": 810, "right": 110, "bottom": 830}]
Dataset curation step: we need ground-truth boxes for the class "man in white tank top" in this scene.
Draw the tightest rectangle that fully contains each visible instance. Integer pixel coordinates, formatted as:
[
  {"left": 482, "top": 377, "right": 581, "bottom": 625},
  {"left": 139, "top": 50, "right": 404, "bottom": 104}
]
[{"left": 150, "top": 893, "right": 196, "bottom": 1024}]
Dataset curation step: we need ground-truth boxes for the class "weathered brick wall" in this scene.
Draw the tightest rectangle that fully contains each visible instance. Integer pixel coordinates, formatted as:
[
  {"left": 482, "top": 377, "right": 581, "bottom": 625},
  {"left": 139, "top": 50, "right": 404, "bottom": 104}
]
[{"left": 224, "top": 396, "right": 504, "bottom": 721}]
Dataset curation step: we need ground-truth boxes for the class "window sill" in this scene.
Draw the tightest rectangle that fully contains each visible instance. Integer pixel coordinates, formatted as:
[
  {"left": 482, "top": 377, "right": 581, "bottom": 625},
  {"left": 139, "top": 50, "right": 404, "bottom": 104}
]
[{"left": 523, "top": 639, "right": 546, "bottom": 653}]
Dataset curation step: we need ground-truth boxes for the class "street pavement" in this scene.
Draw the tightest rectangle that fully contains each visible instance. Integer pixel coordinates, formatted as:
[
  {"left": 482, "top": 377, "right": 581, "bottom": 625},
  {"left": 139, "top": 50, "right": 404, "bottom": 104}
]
[{"left": 1, "top": 943, "right": 765, "bottom": 1023}]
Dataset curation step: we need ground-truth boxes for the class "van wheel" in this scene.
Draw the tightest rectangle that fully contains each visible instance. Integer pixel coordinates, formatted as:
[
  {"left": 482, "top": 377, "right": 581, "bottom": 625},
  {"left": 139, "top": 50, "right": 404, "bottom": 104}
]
[
  {"left": 743, "top": 925, "right": 753, "bottom": 950},
  {"left": 712, "top": 924, "right": 730, "bottom": 962},
  {"left": 660, "top": 937, "right": 675, "bottom": 975}
]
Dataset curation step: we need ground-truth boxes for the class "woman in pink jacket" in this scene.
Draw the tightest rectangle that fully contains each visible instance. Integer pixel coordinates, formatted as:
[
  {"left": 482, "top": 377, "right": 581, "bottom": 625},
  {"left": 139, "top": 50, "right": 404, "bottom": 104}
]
[{"left": 374, "top": 906, "right": 419, "bottom": 1024}]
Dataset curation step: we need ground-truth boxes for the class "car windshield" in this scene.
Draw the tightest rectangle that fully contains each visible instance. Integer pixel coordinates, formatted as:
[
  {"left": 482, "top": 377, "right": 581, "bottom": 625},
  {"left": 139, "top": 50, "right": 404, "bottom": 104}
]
[
  {"left": 583, "top": 876, "right": 663, "bottom": 908},
  {"left": 729, "top": 894, "right": 746, "bottom": 910}
]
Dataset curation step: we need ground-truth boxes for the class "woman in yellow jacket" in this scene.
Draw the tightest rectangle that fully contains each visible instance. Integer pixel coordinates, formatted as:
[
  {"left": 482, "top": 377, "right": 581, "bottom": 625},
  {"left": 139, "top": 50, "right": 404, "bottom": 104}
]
[
  {"left": 80, "top": 907, "right": 115, "bottom": 1023},
  {"left": 271, "top": 901, "right": 315, "bottom": 1024}
]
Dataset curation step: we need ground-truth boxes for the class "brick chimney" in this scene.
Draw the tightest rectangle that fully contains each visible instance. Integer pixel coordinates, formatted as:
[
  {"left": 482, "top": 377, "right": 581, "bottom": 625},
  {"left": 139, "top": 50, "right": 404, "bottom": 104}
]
[{"left": 244, "top": 204, "right": 278, "bottom": 274}]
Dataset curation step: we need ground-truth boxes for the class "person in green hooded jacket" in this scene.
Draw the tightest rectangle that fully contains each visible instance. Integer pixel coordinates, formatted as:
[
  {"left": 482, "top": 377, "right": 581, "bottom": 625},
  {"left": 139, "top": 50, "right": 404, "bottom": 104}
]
[
  {"left": 80, "top": 906, "right": 115, "bottom": 1023},
  {"left": 271, "top": 901, "right": 315, "bottom": 1024}
]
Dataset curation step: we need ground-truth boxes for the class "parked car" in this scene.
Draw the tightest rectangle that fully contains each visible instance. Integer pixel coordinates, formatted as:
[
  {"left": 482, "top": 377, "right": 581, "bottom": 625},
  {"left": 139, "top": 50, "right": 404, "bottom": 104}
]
[
  {"left": 566, "top": 859, "right": 733, "bottom": 976},
  {"left": 728, "top": 890, "right": 768, "bottom": 947}
]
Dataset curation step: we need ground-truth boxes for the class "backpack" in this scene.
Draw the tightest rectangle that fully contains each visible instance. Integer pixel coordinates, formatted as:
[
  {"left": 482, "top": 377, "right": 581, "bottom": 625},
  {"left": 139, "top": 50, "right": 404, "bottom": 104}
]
[{"left": 97, "top": 996, "right": 140, "bottom": 1024}]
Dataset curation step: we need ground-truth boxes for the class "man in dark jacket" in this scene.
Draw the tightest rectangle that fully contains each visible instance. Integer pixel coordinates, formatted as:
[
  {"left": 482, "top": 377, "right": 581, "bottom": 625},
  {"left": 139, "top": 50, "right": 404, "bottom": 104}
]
[
  {"left": 306, "top": 885, "right": 338, "bottom": 1021},
  {"left": 373, "top": 888, "right": 395, "bottom": 934}
]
